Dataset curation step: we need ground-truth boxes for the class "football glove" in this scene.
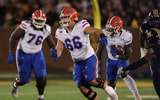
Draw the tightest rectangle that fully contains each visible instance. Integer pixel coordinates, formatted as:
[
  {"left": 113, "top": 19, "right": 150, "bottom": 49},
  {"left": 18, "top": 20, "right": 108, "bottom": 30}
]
[
  {"left": 99, "top": 34, "right": 107, "bottom": 46},
  {"left": 7, "top": 52, "right": 15, "bottom": 64},
  {"left": 110, "top": 46, "right": 117, "bottom": 57},
  {"left": 117, "top": 67, "right": 128, "bottom": 78},
  {"left": 50, "top": 49, "right": 58, "bottom": 61},
  {"left": 99, "top": 37, "right": 108, "bottom": 46}
]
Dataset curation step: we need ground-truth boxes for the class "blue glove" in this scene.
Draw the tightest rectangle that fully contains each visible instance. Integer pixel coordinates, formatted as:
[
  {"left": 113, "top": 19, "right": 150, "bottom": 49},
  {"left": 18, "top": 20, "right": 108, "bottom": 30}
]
[
  {"left": 7, "top": 52, "right": 15, "bottom": 64},
  {"left": 110, "top": 46, "right": 117, "bottom": 57},
  {"left": 99, "top": 37, "right": 108, "bottom": 46},
  {"left": 50, "top": 49, "right": 58, "bottom": 61}
]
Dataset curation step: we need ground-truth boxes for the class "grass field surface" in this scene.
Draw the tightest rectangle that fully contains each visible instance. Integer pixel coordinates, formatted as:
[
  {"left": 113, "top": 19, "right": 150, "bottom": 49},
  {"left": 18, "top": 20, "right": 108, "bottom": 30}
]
[{"left": 0, "top": 78, "right": 158, "bottom": 100}]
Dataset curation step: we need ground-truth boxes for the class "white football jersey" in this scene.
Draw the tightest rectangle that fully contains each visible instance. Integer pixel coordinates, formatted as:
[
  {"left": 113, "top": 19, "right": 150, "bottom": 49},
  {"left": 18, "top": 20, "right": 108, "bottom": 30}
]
[
  {"left": 17, "top": 20, "right": 51, "bottom": 53},
  {"left": 103, "top": 29, "right": 133, "bottom": 60},
  {"left": 55, "top": 20, "right": 95, "bottom": 62}
]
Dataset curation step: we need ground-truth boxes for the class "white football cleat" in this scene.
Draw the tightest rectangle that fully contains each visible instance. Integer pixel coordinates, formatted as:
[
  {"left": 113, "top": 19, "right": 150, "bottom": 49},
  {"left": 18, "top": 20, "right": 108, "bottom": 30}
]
[
  {"left": 107, "top": 97, "right": 111, "bottom": 100},
  {"left": 38, "top": 98, "right": 44, "bottom": 100},
  {"left": 11, "top": 80, "right": 18, "bottom": 98}
]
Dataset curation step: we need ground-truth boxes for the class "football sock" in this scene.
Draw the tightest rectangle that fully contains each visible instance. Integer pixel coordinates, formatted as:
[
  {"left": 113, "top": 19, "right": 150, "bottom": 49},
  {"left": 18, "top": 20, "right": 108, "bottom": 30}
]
[
  {"left": 104, "top": 86, "right": 118, "bottom": 100},
  {"left": 38, "top": 95, "right": 44, "bottom": 99},
  {"left": 123, "top": 75, "right": 141, "bottom": 100}
]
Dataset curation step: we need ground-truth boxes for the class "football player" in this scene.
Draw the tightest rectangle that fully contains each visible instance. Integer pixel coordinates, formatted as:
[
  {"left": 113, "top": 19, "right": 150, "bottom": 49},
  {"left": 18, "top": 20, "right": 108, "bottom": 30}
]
[
  {"left": 97, "top": 16, "right": 141, "bottom": 100},
  {"left": 118, "top": 9, "right": 160, "bottom": 98},
  {"left": 50, "top": 7, "right": 118, "bottom": 100},
  {"left": 7, "top": 10, "right": 57, "bottom": 100}
]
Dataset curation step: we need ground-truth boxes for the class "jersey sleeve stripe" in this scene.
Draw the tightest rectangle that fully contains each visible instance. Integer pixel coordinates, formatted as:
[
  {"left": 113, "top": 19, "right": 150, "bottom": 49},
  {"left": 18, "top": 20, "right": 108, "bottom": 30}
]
[
  {"left": 82, "top": 23, "right": 89, "bottom": 27},
  {"left": 21, "top": 23, "right": 27, "bottom": 29},
  {"left": 82, "top": 20, "right": 87, "bottom": 24},
  {"left": 126, "top": 39, "right": 132, "bottom": 44}
]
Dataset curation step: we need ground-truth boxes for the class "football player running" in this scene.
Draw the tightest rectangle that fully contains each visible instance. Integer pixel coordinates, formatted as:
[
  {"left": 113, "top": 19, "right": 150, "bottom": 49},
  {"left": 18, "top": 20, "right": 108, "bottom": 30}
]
[
  {"left": 50, "top": 7, "right": 118, "bottom": 100},
  {"left": 7, "top": 10, "right": 56, "bottom": 100},
  {"left": 96, "top": 16, "right": 141, "bottom": 100},
  {"left": 118, "top": 9, "right": 160, "bottom": 98}
]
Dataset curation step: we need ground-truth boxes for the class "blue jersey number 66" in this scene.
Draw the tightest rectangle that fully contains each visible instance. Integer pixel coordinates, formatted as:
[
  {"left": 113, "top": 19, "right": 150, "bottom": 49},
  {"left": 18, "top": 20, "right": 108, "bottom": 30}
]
[{"left": 65, "top": 36, "right": 82, "bottom": 51}]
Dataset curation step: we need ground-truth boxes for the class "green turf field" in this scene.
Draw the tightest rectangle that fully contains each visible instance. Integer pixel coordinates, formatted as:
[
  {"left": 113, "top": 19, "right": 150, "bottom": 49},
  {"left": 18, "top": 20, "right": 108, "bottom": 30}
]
[{"left": 0, "top": 78, "right": 158, "bottom": 100}]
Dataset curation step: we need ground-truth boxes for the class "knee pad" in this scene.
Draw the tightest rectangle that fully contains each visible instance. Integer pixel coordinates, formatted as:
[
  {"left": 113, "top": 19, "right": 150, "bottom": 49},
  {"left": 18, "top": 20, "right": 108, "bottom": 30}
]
[
  {"left": 95, "top": 78, "right": 104, "bottom": 88},
  {"left": 84, "top": 89, "right": 97, "bottom": 100},
  {"left": 104, "top": 86, "right": 118, "bottom": 100},
  {"left": 36, "top": 77, "right": 46, "bottom": 88}
]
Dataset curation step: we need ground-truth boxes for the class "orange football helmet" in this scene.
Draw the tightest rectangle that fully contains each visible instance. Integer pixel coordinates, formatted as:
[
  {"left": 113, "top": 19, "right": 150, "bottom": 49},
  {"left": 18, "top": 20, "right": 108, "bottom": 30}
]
[
  {"left": 59, "top": 7, "right": 78, "bottom": 27},
  {"left": 105, "top": 16, "right": 123, "bottom": 36},
  {"left": 32, "top": 10, "right": 46, "bottom": 29}
]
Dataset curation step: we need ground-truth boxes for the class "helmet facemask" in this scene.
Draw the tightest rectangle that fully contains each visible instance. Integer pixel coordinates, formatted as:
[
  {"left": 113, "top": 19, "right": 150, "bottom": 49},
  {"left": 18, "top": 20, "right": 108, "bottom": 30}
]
[
  {"left": 105, "top": 25, "right": 116, "bottom": 37},
  {"left": 59, "top": 14, "right": 72, "bottom": 28},
  {"left": 105, "top": 16, "right": 123, "bottom": 37}
]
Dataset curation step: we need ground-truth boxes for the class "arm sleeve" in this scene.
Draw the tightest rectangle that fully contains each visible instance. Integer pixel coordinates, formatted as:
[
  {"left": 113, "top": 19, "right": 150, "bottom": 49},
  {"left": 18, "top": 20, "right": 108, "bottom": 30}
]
[
  {"left": 81, "top": 20, "right": 90, "bottom": 31},
  {"left": 124, "top": 32, "right": 133, "bottom": 45},
  {"left": 19, "top": 20, "right": 30, "bottom": 31},
  {"left": 123, "top": 57, "right": 148, "bottom": 71}
]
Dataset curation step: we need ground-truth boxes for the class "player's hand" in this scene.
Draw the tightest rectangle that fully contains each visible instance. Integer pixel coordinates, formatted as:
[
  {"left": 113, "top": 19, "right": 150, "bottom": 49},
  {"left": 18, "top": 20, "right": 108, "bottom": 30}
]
[
  {"left": 7, "top": 52, "right": 15, "bottom": 64},
  {"left": 117, "top": 67, "right": 128, "bottom": 78},
  {"left": 99, "top": 36, "right": 108, "bottom": 46},
  {"left": 50, "top": 49, "right": 58, "bottom": 61},
  {"left": 117, "top": 67, "right": 124, "bottom": 77},
  {"left": 110, "top": 46, "right": 117, "bottom": 57}
]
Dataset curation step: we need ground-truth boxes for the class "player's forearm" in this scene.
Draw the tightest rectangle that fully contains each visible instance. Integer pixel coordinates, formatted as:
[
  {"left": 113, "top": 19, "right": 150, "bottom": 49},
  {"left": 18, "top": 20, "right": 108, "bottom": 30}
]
[
  {"left": 123, "top": 57, "right": 148, "bottom": 71},
  {"left": 9, "top": 39, "right": 17, "bottom": 53},
  {"left": 55, "top": 41, "right": 64, "bottom": 58},
  {"left": 119, "top": 45, "right": 131, "bottom": 60},
  {"left": 84, "top": 27, "right": 103, "bottom": 35},
  {"left": 46, "top": 35, "right": 56, "bottom": 49},
  {"left": 96, "top": 44, "right": 105, "bottom": 60}
]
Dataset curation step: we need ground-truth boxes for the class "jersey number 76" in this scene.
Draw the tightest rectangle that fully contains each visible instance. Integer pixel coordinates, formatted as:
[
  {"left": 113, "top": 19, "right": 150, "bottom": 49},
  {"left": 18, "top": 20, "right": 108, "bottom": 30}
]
[{"left": 27, "top": 33, "right": 43, "bottom": 45}]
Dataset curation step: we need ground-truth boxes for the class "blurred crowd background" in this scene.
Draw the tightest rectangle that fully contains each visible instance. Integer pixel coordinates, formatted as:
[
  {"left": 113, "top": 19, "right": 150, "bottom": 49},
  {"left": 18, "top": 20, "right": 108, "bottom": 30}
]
[
  {"left": 0, "top": 0, "right": 159, "bottom": 78},
  {"left": 0, "top": 0, "right": 159, "bottom": 29}
]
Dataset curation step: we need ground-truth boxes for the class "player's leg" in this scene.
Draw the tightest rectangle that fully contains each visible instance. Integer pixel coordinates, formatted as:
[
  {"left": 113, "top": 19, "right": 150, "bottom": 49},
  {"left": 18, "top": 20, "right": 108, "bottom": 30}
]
[
  {"left": 123, "top": 75, "right": 141, "bottom": 100},
  {"left": 35, "top": 77, "right": 46, "bottom": 100},
  {"left": 73, "top": 59, "right": 99, "bottom": 100},
  {"left": 105, "top": 80, "right": 118, "bottom": 100},
  {"left": 151, "top": 58, "right": 160, "bottom": 98},
  {"left": 12, "top": 49, "right": 32, "bottom": 98},
  {"left": 152, "top": 71, "right": 160, "bottom": 98},
  {"left": 33, "top": 51, "right": 47, "bottom": 100},
  {"left": 105, "top": 59, "right": 118, "bottom": 100},
  {"left": 85, "top": 55, "right": 118, "bottom": 100},
  {"left": 118, "top": 60, "right": 141, "bottom": 100},
  {"left": 80, "top": 85, "right": 99, "bottom": 100}
]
